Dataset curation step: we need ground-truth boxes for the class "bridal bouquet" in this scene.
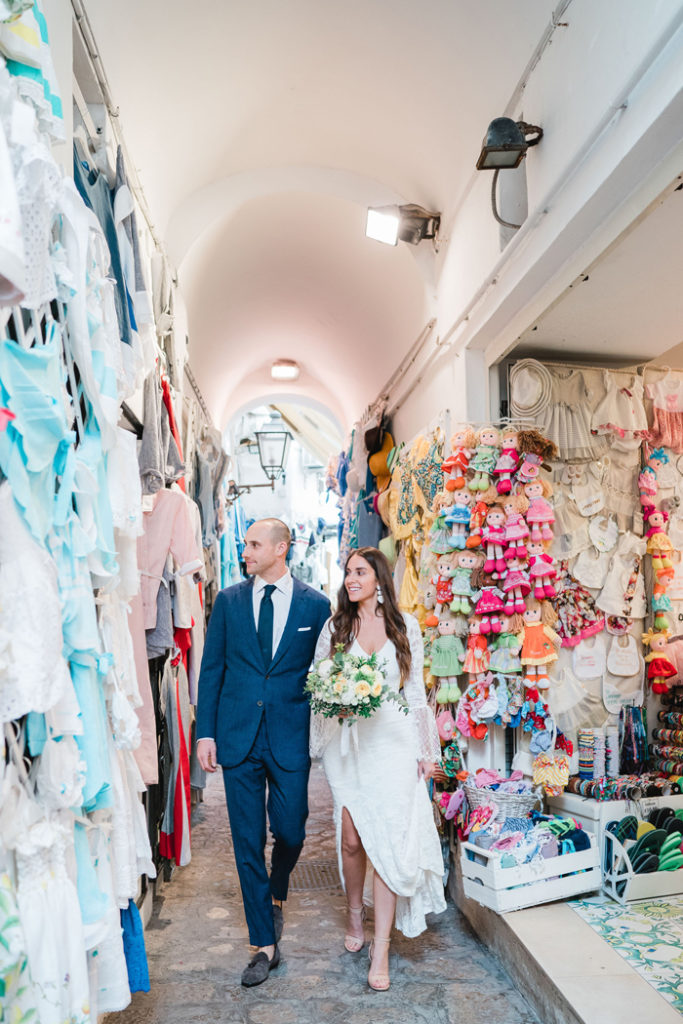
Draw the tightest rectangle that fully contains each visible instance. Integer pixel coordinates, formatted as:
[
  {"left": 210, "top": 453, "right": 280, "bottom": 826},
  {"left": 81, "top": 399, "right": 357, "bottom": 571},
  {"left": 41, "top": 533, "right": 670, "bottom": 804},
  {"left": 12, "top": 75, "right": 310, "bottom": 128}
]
[{"left": 305, "top": 643, "right": 408, "bottom": 724}]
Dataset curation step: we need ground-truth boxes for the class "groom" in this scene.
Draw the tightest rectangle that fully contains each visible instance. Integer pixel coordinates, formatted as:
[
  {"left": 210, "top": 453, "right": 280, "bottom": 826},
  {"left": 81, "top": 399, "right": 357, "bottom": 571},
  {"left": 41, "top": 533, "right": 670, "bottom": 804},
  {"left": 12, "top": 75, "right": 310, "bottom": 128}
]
[{"left": 196, "top": 518, "right": 330, "bottom": 987}]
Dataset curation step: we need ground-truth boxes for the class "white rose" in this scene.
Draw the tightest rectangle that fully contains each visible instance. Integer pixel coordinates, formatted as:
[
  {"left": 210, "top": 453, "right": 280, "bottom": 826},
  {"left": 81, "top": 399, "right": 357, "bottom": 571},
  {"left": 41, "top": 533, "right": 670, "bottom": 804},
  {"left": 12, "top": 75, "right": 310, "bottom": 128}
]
[
  {"left": 317, "top": 659, "right": 334, "bottom": 679},
  {"left": 359, "top": 665, "right": 374, "bottom": 679},
  {"left": 341, "top": 687, "right": 354, "bottom": 705},
  {"left": 373, "top": 670, "right": 384, "bottom": 686}
]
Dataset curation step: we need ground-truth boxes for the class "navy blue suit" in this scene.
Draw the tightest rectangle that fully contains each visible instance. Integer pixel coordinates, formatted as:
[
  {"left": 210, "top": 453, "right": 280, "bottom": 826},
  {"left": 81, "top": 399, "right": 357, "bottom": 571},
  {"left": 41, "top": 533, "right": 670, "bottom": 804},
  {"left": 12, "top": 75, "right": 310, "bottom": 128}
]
[{"left": 196, "top": 577, "right": 330, "bottom": 945}]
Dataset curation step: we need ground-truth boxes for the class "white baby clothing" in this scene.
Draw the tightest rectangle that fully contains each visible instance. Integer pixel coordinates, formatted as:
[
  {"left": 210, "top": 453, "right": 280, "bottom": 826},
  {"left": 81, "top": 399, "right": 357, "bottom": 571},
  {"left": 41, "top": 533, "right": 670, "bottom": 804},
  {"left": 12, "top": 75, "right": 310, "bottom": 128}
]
[
  {"left": 572, "top": 547, "right": 611, "bottom": 591},
  {"left": 606, "top": 634, "right": 642, "bottom": 677},
  {"left": 596, "top": 532, "right": 647, "bottom": 617},
  {"left": 572, "top": 635, "right": 607, "bottom": 680},
  {"left": 541, "top": 368, "right": 607, "bottom": 461},
  {"left": 592, "top": 371, "right": 648, "bottom": 438}
]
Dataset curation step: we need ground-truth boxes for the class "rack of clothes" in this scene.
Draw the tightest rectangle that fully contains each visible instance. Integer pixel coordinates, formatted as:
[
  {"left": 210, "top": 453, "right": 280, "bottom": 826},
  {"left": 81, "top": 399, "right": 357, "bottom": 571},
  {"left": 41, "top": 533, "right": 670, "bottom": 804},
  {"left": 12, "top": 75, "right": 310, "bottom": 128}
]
[{"left": 0, "top": 4, "right": 225, "bottom": 1019}]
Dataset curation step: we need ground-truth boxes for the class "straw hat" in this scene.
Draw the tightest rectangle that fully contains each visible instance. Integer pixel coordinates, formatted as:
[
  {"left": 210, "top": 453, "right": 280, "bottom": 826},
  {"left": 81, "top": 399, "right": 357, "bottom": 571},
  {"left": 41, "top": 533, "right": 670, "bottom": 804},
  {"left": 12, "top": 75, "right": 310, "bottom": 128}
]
[
  {"left": 368, "top": 431, "right": 395, "bottom": 492},
  {"left": 509, "top": 359, "right": 553, "bottom": 420}
]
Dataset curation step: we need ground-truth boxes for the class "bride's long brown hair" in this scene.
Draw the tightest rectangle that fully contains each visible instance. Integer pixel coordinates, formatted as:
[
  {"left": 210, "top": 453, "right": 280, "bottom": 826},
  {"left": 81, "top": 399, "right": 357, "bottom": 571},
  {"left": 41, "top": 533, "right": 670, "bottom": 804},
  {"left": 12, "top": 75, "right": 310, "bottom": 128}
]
[{"left": 329, "top": 547, "right": 412, "bottom": 684}]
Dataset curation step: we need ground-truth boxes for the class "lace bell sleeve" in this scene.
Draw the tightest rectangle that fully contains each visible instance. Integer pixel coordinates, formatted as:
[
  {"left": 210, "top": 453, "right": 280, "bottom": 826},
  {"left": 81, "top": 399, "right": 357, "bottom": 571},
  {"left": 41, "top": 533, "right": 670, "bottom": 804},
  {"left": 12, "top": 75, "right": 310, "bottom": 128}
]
[
  {"left": 403, "top": 614, "right": 442, "bottom": 762},
  {"left": 308, "top": 618, "right": 336, "bottom": 758}
]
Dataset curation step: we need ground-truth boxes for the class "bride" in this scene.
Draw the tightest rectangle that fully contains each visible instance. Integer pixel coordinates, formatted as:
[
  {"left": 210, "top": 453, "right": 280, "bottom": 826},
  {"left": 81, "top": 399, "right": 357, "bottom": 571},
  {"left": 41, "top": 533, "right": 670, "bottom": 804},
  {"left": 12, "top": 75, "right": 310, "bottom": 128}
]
[{"left": 311, "top": 546, "right": 446, "bottom": 991}]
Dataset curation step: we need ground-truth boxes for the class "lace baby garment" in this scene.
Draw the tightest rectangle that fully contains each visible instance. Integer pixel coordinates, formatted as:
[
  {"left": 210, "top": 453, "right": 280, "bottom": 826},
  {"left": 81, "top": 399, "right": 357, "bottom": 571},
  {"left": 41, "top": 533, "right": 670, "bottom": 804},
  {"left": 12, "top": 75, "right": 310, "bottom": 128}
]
[
  {"left": 541, "top": 368, "right": 607, "bottom": 461},
  {"left": 0, "top": 481, "right": 72, "bottom": 723},
  {"left": 592, "top": 371, "right": 648, "bottom": 441}
]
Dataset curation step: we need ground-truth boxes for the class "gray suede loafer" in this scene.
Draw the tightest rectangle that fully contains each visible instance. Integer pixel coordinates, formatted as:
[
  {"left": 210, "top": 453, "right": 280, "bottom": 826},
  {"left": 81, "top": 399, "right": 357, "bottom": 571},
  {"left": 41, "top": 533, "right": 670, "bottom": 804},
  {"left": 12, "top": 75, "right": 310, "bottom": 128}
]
[{"left": 241, "top": 945, "right": 280, "bottom": 987}]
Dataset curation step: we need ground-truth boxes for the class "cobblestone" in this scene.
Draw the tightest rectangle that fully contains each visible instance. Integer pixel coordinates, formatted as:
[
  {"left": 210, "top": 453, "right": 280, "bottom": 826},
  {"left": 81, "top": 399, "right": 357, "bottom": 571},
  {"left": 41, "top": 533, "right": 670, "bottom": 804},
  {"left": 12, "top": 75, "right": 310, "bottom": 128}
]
[{"left": 108, "top": 764, "right": 538, "bottom": 1024}]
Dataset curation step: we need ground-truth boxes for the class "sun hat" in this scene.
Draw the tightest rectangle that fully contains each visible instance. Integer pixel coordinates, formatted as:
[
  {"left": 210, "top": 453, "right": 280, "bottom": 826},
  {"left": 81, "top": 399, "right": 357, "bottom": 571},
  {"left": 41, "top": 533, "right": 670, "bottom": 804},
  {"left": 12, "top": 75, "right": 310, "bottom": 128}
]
[
  {"left": 510, "top": 358, "right": 553, "bottom": 420},
  {"left": 368, "top": 431, "right": 395, "bottom": 492}
]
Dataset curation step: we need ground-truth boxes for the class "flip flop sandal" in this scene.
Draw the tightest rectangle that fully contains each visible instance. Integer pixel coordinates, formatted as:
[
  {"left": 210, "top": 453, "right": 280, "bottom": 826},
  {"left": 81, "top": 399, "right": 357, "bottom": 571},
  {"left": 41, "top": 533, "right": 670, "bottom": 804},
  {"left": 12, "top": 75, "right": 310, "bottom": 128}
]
[
  {"left": 629, "top": 828, "right": 667, "bottom": 865},
  {"left": 659, "top": 833, "right": 683, "bottom": 857},
  {"left": 649, "top": 807, "right": 674, "bottom": 828},
  {"left": 675, "top": 809, "right": 683, "bottom": 822},
  {"left": 636, "top": 821, "right": 656, "bottom": 839},
  {"left": 664, "top": 817, "right": 683, "bottom": 836},
  {"left": 659, "top": 850, "right": 683, "bottom": 871},
  {"left": 560, "top": 838, "right": 576, "bottom": 855},
  {"left": 631, "top": 851, "right": 659, "bottom": 874},
  {"left": 610, "top": 815, "right": 637, "bottom": 843}
]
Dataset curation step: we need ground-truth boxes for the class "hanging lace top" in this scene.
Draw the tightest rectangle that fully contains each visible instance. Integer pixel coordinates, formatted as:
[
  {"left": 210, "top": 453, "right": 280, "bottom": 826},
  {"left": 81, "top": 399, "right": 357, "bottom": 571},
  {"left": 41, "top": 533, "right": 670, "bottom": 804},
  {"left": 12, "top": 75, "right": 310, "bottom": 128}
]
[{"left": 0, "top": 480, "right": 72, "bottom": 724}]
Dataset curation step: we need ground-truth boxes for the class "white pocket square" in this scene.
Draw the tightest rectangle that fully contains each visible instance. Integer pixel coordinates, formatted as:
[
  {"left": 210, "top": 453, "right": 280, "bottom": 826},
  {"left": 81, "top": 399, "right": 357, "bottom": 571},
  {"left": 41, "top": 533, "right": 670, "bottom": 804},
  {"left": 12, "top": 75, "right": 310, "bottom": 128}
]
[{"left": 297, "top": 626, "right": 312, "bottom": 632}]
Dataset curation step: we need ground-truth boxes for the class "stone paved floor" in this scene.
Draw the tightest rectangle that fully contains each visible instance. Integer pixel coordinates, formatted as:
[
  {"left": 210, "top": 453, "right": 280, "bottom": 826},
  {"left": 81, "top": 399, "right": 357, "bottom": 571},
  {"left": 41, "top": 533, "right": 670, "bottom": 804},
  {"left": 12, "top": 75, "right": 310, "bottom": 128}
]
[{"left": 109, "top": 764, "right": 539, "bottom": 1024}]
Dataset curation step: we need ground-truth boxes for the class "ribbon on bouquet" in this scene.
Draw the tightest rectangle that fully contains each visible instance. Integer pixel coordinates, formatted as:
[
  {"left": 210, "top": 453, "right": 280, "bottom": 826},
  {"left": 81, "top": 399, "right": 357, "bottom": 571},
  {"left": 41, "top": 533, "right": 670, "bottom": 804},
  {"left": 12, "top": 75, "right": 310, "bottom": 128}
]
[{"left": 339, "top": 718, "right": 360, "bottom": 757}]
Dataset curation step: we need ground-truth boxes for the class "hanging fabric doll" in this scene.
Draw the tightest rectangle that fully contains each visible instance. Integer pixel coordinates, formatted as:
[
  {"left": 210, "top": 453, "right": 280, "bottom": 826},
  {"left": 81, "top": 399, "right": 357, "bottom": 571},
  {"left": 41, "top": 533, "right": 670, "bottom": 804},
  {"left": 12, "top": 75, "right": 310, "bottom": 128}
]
[
  {"left": 431, "top": 612, "right": 466, "bottom": 703},
  {"left": 428, "top": 491, "right": 456, "bottom": 554},
  {"left": 482, "top": 504, "right": 507, "bottom": 574},
  {"left": 472, "top": 586, "right": 505, "bottom": 634},
  {"left": 461, "top": 618, "right": 490, "bottom": 674},
  {"left": 501, "top": 556, "right": 531, "bottom": 615},
  {"left": 494, "top": 428, "right": 519, "bottom": 495},
  {"left": 527, "top": 539, "right": 557, "bottom": 600},
  {"left": 442, "top": 426, "right": 476, "bottom": 491},
  {"left": 489, "top": 614, "right": 523, "bottom": 675},
  {"left": 468, "top": 426, "right": 500, "bottom": 492},
  {"left": 445, "top": 489, "right": 472, "bottom": 549},
  {"left": 523, "top": 477, "right": 555, "bottom": 542},
  {"left": 642, "top": 627, "right": 677, "bottom": 694},
  {"left": 502, "top": 492, "right": 530, "bottom": 560},
  {"left": 449, "top": 549, "right": 484, "bottom": 615},
  {"left": 466, "top": 499, "right": 489, "bottom": 549},
  {"left": 516, "top": 429, "right": 558, "bottom": 484},
  {"left": 638, "top": 447, "right": 668, "bottom": 507},
  {"left": 520, "top": 599, "right": 561, "bottom": 689},
  {"left": 644, "top": 505, "right": 674, "bottom": 579},
  {"left": 430, "top": 553, "right": 456, "bottom": 616}
]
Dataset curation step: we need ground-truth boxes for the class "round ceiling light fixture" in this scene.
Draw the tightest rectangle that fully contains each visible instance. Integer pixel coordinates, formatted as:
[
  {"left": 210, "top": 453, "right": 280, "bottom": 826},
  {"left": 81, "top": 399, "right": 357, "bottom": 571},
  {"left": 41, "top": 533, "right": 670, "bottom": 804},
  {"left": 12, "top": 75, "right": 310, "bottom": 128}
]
[{"left": 270, "top": 359, "right": 300, "bottom": 381}]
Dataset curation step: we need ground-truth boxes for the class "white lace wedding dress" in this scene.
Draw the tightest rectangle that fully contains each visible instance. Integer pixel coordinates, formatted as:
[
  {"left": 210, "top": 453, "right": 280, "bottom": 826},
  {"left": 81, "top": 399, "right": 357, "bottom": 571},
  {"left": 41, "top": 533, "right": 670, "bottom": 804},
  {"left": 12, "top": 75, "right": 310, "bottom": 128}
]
[{"left": 311, "top": 613, "right": 446, "bottom": 937}]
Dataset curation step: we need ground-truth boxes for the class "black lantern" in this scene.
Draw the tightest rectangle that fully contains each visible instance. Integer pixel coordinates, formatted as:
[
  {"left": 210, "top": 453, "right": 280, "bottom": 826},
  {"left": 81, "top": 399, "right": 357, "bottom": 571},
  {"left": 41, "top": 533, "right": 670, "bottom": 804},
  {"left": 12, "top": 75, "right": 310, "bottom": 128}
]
[
  {"left": 476, "top": 118, "right": 543, "bottom": 170},
  {"left": 255, "top": 430, "right": 292, "bottom": 482}
]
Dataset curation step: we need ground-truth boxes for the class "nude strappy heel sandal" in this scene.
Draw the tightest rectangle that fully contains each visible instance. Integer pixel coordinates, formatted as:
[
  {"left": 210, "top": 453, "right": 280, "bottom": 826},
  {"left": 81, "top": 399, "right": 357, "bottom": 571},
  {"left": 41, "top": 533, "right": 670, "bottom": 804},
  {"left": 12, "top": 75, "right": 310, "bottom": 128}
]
[
  {"left": 344, "top": 905, "right": 366, "bottom": 952},
  {"left": 368, "top": 937, "right": 391, "bottom": 990}
]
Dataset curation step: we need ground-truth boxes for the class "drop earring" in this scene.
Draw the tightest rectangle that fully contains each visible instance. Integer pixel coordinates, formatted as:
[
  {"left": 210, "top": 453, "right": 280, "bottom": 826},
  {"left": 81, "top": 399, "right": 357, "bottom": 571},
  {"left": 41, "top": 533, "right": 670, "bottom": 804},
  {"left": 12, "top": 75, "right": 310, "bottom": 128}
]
[{"left": 376, "top": 584, "right": 384, "bottom": 604}]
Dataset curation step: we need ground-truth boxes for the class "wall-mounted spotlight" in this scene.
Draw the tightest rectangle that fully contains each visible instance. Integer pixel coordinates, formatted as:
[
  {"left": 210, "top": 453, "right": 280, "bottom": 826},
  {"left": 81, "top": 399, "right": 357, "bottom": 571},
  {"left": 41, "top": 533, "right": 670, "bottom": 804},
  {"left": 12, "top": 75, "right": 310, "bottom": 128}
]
[
  {"left": 476, "top": 118, "right": 543, "bottom": 170},
  {"left": 476, "top": 118, "right": 543, "bottom": 229},
  {"left": 366, "top": 203, "right": 440, "bottom": 246},
  {"left": 271, "top": 359, "right": 300, "bottom": 381}
]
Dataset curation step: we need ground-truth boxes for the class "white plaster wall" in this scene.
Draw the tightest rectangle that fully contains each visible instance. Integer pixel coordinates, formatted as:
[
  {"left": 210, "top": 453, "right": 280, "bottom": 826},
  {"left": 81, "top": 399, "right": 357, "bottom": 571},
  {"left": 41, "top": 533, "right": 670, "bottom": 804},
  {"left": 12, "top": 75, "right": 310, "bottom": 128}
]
[
  {"left": 42, "top": 0, "right": 72, "bottom": 170},
  {"left": 391, "top": 0, "right": 683, "bottom": 443},
  {"left": 434, "top": 0, "right": 683, "bottom": 351}
]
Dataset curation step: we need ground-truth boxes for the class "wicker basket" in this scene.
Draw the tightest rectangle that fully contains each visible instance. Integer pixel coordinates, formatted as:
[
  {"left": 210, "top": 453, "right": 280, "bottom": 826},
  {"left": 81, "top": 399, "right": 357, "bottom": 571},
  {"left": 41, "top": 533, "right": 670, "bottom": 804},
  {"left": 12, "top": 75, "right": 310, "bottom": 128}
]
[{"left": 464, "top": 782, "right": 543, "bottom": 818}]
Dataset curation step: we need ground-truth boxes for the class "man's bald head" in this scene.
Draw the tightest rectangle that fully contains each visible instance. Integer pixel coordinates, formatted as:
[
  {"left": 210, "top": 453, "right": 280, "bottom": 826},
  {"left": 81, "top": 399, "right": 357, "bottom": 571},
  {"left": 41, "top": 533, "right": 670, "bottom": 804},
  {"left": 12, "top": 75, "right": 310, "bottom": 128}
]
[
  {"left": 243, "top": 518, "right": 291, "bottom": 581},
  {"left": 260, "top": 518, "right": 292, "bottom": 552}
]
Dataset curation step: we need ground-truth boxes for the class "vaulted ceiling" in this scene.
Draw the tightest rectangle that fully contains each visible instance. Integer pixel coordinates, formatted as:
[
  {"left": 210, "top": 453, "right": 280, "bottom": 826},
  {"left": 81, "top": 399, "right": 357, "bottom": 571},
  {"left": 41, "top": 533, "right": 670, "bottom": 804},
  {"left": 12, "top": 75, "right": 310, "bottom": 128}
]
[{"left": 84, "top": 0, "right": 557, "bottom": 428}]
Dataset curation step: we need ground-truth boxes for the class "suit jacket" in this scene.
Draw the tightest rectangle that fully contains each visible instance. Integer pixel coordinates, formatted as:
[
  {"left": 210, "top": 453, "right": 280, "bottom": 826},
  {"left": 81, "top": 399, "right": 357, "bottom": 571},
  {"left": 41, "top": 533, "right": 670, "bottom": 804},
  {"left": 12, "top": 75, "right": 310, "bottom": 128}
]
[{"left": 196, "top": 577, "right": 331, "bottom": 770}]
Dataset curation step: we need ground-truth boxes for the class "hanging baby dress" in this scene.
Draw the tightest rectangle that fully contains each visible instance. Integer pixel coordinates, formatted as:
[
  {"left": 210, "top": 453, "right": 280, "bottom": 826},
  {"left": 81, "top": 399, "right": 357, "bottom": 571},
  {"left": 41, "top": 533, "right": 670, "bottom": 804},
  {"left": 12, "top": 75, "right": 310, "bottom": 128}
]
[
  {"left": 646, "top": 372, "right": 683, "bottom": 453},
  {"left": 591, "top": 371, "right": 648, "bottom": 445},
  {"left": 541, "top": 368, "right": 607, "bottom": 461}
]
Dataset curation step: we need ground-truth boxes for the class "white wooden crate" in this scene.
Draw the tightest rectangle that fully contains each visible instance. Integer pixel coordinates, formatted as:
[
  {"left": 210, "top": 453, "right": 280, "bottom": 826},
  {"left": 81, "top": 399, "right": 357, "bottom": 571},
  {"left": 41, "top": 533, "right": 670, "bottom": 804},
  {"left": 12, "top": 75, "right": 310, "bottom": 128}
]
[
  {"left": 461, "top": 837, "right": 601, "bottom": 913},
  {"left": 603, "top": 831, "right": 683, "bottom": 904}
]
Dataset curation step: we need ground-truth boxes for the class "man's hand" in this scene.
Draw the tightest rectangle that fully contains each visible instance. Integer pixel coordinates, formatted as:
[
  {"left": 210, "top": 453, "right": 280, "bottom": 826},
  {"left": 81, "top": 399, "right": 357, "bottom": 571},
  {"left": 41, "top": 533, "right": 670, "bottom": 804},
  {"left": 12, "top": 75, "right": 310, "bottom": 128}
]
[{"left": 197, "top": 738, "right": 218, "bottom": 773}]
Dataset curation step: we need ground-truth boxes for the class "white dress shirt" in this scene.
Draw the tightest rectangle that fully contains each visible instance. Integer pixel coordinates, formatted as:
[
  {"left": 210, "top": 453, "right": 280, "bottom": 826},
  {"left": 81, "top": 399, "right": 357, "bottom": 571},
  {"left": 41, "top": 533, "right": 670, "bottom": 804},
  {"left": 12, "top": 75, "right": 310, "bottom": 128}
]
[
  {"left": 252, "top": 569, "right": 294, "bottom": 658},
  {"left": 200, "top": 570, "right": 295, "bottom": 742}
]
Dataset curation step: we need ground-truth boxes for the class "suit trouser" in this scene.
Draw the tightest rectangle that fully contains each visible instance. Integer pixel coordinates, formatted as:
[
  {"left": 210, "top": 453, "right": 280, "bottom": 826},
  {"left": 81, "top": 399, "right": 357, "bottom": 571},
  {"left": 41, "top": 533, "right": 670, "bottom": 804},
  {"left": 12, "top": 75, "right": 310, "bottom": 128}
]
[{"left": 222, "top": 717, "right": 310, "bottom": 946}]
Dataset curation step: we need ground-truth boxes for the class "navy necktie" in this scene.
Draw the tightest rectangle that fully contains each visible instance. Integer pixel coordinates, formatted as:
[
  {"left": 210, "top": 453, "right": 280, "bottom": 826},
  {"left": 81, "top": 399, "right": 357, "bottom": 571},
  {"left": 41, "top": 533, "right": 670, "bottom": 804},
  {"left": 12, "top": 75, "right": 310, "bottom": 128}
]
[{"left": 257, "top": 584, "right": 276, "bottom": 667}]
